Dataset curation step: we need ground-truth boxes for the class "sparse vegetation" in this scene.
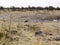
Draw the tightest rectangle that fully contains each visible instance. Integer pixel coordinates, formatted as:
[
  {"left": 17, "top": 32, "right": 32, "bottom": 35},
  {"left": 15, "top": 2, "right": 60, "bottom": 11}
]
[
  {"left": 0, "top": 8, "right": 60, "bottom": 45},
  {"left": 0, "top": 6, "right": 4, "bottom": 10},
  {"left": 0, "top": 32, "right": 3, "bottom": 40},
  {"left": 0, "top": 6, "right": 60, "bottom": 11}
]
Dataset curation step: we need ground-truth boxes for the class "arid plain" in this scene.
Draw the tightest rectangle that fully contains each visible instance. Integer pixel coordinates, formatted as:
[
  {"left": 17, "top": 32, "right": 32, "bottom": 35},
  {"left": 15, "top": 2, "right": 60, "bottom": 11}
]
[{"left": 0, "top": 10, "right": 60, "bottom": 45}]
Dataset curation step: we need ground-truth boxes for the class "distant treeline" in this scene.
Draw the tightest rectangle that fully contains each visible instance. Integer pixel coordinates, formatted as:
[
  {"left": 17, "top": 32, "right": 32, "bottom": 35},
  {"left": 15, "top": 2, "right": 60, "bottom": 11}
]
[{"left": 0, "top": 6, "right": 60, "bottom": 11}]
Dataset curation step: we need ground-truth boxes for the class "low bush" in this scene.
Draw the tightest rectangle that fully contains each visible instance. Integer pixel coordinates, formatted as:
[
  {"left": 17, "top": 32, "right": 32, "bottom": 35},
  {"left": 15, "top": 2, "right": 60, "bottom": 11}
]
[{"left": 0, "top": 32, "right": 3, "bottom": 40}]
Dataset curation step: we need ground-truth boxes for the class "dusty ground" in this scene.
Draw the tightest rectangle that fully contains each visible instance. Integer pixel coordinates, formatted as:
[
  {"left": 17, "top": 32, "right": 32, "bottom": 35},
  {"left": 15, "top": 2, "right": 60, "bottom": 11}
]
[{"left": 0, "top": 10, "right": 60, "bottom": 45}]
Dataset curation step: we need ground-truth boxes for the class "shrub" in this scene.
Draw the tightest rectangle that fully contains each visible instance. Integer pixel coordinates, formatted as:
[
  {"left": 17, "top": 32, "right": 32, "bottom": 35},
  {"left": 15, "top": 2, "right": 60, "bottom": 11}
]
[
  {"left": 0, "top": 6, "right": 4, "bottom": 10},
  {"left": 56, "top": 7, "right": 60, "bottom": 10},
  {"left": 48, "top": 6, "right": 55, "bottom": 10},
  {"left": 5, "top": 33, "right": 9, "bottom": 39},
  {"left": 0, "top": 32, "right": 3, "bottom": 40},
  {"left": 10, "top": 6, "right": 16, "bottom": 11}
]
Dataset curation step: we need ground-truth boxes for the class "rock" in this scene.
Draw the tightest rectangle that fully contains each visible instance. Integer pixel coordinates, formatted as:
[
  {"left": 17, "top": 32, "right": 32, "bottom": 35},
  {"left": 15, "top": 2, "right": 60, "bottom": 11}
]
[
  {"left": 35, "top": 31, "right": 42, "bottom": 36},
  {"left": 45, "top": 35, "right": 60, "bottom": 41},
  {"left": 24, "top": 20, "right": 28, "bottom": 22},
  {"left": 53, "top": 35, "right": 60, "bottom": 41},
  {"left": 43, "top": 32, "right": 53, "bottom": 36}
]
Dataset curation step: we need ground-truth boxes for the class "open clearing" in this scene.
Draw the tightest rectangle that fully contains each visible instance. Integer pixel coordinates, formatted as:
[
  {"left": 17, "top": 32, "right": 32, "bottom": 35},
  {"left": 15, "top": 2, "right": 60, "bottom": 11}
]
[{"left": 0, "top": 10, "right": 60, "bottom": 45}]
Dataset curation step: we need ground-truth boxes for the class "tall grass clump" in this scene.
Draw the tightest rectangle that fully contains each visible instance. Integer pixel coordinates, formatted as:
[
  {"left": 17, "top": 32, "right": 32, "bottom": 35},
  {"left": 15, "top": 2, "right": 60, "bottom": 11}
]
[{"left": 0, "top": 32, "right": 3, "bottom": 40}]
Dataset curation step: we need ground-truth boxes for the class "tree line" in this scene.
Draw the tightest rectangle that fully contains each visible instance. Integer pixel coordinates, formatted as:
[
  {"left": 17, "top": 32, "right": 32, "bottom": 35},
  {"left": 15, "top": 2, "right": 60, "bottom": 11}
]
[{"left": 0, "top": 6, "right": 60, "bottom": 11}]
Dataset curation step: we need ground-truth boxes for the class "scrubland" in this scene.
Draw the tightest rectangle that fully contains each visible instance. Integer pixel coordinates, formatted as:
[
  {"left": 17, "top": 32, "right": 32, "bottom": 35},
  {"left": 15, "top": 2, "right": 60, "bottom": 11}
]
[{"left": 0, "top": 10, "right": 60, "bottom": 45}]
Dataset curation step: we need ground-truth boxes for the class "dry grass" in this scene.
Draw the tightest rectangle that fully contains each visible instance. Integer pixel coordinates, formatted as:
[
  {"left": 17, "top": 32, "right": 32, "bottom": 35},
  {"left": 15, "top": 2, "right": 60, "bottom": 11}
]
[
  {"left": 0, "top": 10, "right": 60, "bottom": 45},
  {"left": 0, "top": 22, "right": 60, "bottom": 45}
]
